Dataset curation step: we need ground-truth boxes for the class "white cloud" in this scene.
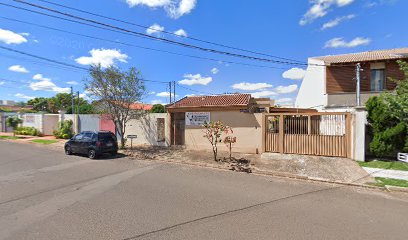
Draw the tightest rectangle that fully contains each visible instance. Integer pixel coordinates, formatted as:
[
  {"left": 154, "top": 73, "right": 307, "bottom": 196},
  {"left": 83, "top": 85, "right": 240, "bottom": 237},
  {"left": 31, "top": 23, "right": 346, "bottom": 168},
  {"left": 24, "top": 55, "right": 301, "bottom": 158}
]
[
  {"left": 146, "top": 23, "right": 165, "bottom": 36},
  {"left": 15, "top": 93, "right": 35, "bottom": 100},
  {"left": 8, "top": 65, "right": 29, "bottom": 73},
  {"left": 282, "top": 68, "right": 306, "bottom": 80},
  {"left": 324, "top": 37, "right": 371, "bottom": 48},
  {"left": 151, "top": 99, "right": 164, "bottom": 104},
  {"left": 210, "top": 67, "right": 219, "bottom": 74},
  {"left": 231, "top": 82, "right": 273, "bottom": 91},
  {"left": 0, "top": 28, "right": 28, "bottom": 44},
  {"left": 30, "top": 74, "right": 70, "bottom": 93},
  {"left": 321, "top": 14, "right": 355, "bottom": 30},
  {"left": 174, "top": 29, "right": 187, "bottom": 37},
  {"left": 276, "top": 98, "right": 293, "bottom": 103},
  {"left": 300, "top": 0, "right": 355, "bottom": 26},
  {"left": 75, "top": 48, "right": 128, "bottom": 68},
  {"left": 275, "top": 84, "right": 298, "bottom": 94},
  {"left": 250, "top": 90, "right": 277, "bottom": 98},
  {"left": 0, "top": 81, "right": 5, "bottom": 86},
  {"left": 126, "top": 0, "right": 197, "bottom": 18},
  {"left": 156, "top": 91, "right": 178, "bottom": 97},
  {"left": 178, "top": 73, "right": 212, "bottom": 86},
  {"left": 33, "top": 74, "right": 51, "bottom": 81},
  {"left": 67, "top": 81, "right": 78, "bottom": 85}
]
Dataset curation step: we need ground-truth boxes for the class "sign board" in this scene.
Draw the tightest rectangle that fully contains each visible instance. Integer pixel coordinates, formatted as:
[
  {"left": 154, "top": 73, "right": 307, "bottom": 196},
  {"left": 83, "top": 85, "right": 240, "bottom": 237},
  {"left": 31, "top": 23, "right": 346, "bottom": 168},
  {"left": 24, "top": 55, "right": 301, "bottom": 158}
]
[
  {"left": 127, "top": 135, "right": 137, "bottom": 139},
  {"left": 398, "top": 153, "right": 408, "bottom": 163},
  {"left": 185, "top": 112, "right": 210, "bottom": 126}
]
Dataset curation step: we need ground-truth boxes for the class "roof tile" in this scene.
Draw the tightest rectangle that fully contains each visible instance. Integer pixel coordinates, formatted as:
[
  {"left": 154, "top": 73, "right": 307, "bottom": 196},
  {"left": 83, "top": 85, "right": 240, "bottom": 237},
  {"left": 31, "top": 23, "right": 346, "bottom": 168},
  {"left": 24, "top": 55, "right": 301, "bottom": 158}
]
[
  {"left": 167, "top": 94, "right": 251, "bottom": 109},
  {"left": 312, "top": 47, "right": 408, "bottom": 64}
]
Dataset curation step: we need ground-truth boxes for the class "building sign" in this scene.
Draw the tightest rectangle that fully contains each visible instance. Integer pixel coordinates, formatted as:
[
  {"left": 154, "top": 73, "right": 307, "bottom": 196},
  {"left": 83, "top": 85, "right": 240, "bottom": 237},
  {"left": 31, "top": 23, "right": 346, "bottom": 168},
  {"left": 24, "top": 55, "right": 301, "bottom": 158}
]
[
  {"left": 185, "top": 112, "right": 210, "bottom": 126},
  {"left": 398, "top": 153, "right": 408, "bottom": 163}
]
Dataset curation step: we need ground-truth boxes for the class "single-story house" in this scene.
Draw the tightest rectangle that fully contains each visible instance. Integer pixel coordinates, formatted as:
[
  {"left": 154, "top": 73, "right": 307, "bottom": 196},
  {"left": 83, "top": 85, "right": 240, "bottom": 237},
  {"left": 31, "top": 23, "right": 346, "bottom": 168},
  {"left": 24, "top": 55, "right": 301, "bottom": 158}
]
[{"left": 166, "top": 93, "right": 277, "bottom": 154}]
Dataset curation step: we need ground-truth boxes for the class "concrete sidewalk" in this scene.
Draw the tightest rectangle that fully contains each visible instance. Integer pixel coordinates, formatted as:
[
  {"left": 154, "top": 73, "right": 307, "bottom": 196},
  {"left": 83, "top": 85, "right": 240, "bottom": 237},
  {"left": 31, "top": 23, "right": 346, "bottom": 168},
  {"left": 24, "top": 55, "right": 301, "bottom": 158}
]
[{"left": 363, "top": 167, "right": 408, "bottom": 181}]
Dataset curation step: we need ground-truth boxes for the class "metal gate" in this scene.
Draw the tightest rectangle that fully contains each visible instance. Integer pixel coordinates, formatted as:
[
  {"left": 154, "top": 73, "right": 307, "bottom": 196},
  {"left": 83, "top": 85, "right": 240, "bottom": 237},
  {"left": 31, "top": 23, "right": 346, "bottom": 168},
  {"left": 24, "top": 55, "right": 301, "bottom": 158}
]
[{"left": 263, "top": 112, "right": 351, "bottom": 158}]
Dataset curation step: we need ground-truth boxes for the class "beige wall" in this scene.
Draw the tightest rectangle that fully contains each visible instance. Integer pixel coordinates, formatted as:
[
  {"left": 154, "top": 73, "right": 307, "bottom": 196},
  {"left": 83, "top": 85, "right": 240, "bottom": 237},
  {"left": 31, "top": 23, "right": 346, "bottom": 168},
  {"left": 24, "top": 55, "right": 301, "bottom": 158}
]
[
  {"left": 125, "top": 113, "right": 170, "bottom": 147},
  {"left": 327, "top": 92, "right": 381, "bottom": 107},
  {"left": 43, "top": 114, "right": 59, "bottom": 135},
  {"left": 184, "top": 112, "right": 263, "bottom": 154}
]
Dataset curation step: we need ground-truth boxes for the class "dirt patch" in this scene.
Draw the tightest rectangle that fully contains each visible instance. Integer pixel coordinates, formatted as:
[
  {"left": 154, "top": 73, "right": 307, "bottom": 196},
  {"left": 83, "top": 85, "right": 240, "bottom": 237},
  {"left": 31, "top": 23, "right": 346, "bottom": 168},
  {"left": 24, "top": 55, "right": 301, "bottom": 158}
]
[
  {"left": 125, "top": 146, "right": 372, "bottom": 183},
  {"left": 257, "top": 153, "right": 374, "bottom": 184}
]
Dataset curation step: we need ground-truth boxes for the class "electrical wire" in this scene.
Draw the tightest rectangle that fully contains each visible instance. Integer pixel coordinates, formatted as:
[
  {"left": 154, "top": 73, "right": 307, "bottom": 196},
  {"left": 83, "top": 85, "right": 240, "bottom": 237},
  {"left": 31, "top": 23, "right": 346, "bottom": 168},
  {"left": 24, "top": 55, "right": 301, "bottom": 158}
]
[
  {"left": 9, "top": 0, "right": 314, "bottom": 66},
  {"left": 0, "top": 16, "right": 287, "bottom": 70},
  {"left": 35, "top": 0, "right": 306, "bottom": 64}
]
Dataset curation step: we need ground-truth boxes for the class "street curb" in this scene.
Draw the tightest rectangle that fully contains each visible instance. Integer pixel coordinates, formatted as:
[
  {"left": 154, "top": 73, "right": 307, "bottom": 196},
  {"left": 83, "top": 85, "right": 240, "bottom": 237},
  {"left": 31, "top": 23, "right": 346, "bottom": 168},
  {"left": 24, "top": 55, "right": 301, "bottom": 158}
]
[
  {"left": 126, "top": 155, "right": 408, "bottom": 193},
  {"left": 385, "top": 185, "right": 408, "bottom": 193}
]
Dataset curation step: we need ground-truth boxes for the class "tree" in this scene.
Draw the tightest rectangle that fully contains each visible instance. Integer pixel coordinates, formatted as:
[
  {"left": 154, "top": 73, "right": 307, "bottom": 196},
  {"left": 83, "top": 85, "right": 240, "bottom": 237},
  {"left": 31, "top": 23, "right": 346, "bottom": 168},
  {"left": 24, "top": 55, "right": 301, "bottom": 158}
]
[
  {"left": 15, "top": 101, "right": 27, "bottom": 107},
  {"left": 28, "top": 97, "right": 49, "bottom": 112},
  {"left": 85, "top": 65, "right": 146, "bottom": 148},
  {"left": 6, "top": 116, "right": 22, "bottom": 136},
  {"left": 151, "top": 104, "right": 165, "bottom": 113},
  {"left": 203, "top": 121, "right": 233, "bottom": 161},
  {"left": 366, "top": 60, "right": 408, "bottom": 157}
]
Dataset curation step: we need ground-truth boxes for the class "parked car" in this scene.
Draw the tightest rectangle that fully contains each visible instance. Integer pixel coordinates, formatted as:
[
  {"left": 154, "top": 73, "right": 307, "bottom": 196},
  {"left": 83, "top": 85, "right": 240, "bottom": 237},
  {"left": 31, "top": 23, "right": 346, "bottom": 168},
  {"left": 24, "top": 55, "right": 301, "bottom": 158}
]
[{"left": 64, "top": 131, "right": 118, "bottom": 159}]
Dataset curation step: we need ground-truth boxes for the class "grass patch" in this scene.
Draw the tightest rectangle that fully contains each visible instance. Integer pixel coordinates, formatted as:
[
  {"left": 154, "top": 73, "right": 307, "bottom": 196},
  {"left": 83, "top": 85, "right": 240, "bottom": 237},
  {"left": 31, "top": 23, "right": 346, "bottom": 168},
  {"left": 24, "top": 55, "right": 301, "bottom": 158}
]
[
  {"left": 373, "top": 177, "right": 408, "bottom": 188},
  {"left": 30, "top": 139, "right": 58, "bottom": 145},
  {"left": 358, "top": 160, "right": 408, "bottom": 171},
  {"left": 0, "top": 136, "right": 20, "bottom": 140}
]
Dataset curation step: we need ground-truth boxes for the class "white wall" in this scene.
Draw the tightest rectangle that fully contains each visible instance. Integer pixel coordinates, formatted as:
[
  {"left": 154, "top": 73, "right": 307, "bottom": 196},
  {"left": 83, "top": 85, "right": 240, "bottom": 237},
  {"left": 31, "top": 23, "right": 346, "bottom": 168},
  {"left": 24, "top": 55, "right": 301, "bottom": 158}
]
[
  {"left": 21, "top": 113, "right": 43, "bottom": 133},
  {"left": 125, "top": 113, "right": 170, "bottom": 147},
  {"left": 295, "top": 58, "right": 327, "bottom": 109}
]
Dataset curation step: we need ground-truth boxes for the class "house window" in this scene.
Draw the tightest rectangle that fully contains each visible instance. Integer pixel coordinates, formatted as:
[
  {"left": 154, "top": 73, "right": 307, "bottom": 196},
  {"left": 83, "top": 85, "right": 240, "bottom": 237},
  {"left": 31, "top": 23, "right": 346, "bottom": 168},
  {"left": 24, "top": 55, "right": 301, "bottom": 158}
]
[
  {"left": 156, "top": 118, "right": 165, "bottom": 142},
  {"left": 370, "top": 69, "right": 385, "bottom": 91}
]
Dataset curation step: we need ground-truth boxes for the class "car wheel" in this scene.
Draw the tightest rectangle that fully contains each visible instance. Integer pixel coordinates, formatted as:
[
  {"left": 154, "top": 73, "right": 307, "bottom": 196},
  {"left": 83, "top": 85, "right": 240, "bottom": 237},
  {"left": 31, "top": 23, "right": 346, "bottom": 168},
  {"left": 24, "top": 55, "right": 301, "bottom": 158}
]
[
  {"left": 65, "top": 146, "right": 72, "bottom": 155},
  {"left": 88, "top": 149, "right": 97, "bottom": 159}
]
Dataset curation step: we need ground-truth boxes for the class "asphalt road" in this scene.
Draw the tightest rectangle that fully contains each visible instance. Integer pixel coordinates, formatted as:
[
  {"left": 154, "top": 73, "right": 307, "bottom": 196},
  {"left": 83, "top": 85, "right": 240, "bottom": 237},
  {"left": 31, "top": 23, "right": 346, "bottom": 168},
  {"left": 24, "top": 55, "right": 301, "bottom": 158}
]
[{"left": 1, "top": 140, "right": 408, "bottom": 240}]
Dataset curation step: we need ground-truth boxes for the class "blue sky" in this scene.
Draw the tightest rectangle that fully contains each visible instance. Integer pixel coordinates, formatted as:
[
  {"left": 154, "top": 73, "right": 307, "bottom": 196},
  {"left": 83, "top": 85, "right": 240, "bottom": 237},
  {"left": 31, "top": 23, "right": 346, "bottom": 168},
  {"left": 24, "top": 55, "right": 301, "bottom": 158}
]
[{"left": 1, "top": 0, "right": 407, "bottom": 106}]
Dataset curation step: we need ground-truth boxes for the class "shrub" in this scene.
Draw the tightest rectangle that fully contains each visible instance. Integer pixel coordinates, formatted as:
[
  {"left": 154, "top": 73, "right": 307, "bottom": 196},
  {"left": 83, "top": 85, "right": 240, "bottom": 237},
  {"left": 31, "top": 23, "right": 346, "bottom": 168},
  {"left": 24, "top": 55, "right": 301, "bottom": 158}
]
[
  {"left": 53, "top": 120, "right": 74, "bottom": 139},
  {"left": 14, "top": 126, "right": 42, "bottom": 136},
  {"left": 6, "top": 116, "right": 23, "bottom": 136},
  {"left": 366, "top": 60, "right": 408, "bottom": 157}
]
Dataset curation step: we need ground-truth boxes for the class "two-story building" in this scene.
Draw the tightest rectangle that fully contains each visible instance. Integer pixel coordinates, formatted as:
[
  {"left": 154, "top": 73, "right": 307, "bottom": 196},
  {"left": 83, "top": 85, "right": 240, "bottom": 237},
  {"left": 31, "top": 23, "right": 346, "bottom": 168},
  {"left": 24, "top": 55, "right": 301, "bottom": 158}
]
[{"left": 296, "top": 48, "right": 408, "bottom": 110}]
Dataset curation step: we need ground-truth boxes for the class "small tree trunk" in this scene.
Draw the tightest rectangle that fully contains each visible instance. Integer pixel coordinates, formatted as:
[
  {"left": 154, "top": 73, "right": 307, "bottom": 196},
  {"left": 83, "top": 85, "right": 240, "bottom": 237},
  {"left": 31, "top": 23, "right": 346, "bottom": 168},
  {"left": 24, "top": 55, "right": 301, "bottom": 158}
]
[
  {"left": 229, "top": 142, "right": 232, "bottom": 161},
  {"left": 212, "top": 143, "right": 218, "bottom": 161}
]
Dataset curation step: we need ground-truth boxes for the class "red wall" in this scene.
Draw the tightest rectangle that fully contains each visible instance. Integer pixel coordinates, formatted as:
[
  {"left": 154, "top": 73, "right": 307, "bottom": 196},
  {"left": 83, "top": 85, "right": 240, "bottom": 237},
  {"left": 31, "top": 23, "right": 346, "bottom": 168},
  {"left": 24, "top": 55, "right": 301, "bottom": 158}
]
[{"left": 99, "top": 115, "right": 116, "bottom": 134}]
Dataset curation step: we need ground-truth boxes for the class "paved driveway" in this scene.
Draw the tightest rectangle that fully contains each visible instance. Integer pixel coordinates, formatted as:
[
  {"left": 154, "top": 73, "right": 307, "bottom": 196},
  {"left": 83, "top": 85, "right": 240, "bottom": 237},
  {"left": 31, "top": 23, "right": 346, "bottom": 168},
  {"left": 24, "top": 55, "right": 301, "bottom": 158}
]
[{"left": 1, "top": 140, "right": 408, "bottom": 240}]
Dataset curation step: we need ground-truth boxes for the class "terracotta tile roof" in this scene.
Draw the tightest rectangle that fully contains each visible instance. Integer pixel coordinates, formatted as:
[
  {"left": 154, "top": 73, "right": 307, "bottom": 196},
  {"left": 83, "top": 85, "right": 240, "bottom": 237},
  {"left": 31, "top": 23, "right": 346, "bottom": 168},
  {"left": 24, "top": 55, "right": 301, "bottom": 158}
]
[
  {"left": 167, "top": 94, "right": 251, "bottom": 109},
  {"left": 312, "top": 48, "right": 408, "bottom": 65},
  {"left": 129, "top": 103, "right": 152, "bottom": 111}
]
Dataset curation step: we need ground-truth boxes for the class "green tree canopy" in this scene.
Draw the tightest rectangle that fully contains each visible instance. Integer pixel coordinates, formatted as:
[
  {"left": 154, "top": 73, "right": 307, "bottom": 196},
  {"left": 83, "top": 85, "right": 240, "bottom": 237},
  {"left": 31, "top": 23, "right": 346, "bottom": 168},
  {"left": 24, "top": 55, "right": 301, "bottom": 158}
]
[{"left": 151, "top": 104, "right": 165, "bottom": 113}]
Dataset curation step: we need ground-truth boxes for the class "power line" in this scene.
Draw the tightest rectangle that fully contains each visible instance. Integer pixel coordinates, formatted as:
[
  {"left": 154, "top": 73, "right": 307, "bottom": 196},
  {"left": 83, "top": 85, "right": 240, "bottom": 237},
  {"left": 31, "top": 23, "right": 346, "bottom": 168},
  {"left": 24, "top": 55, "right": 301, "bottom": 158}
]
[
  {"left": 9, "top": 0, "right": 312, "bottom": 66},
  {"left": 176, "top": 84, "right": 221, "bottom": 96},
  {"left": 0, "top": 16, "right": 287, "bottom": 70},
  {"left": 35, "top": 0, "right": 305, "bottom": 64},
  {"left": 0, "top": 46, "right": 170, "bottom": 84}
]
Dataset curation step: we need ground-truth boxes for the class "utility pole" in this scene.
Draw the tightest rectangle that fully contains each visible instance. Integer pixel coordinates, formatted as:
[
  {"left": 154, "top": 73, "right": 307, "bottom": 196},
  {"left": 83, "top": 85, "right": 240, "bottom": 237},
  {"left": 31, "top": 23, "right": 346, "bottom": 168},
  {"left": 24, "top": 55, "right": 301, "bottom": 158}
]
[
  {"left": 169, "top": 82, "right": 172, "bottom": 104},
  {"left": 70, "top": 86, "right": 74, "bottom": 114},
  {"left": 76, "top": 91, "right": 80, "bottom": 114},
  {"left": 355, "top": 63, "right": 362, "bottom": 106},
  {"left": 173, "top": 81, "right": 176, "bottom": 103}
]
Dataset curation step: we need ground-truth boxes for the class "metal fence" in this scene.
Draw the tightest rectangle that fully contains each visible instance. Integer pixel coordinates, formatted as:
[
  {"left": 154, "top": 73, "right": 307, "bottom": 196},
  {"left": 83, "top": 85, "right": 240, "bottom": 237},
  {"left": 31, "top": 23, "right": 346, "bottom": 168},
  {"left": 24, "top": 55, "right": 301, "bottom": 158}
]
[{"left": 263, "top": 112, "right": 351, "bottom": 158}]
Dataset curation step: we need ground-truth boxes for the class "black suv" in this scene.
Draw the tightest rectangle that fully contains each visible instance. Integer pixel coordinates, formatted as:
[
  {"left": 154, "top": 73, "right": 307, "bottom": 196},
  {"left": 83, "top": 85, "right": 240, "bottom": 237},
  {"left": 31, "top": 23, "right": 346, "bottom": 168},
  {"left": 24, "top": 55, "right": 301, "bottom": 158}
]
[{"left": 64, "top": 131, "right": 118, "bottom": 159}]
